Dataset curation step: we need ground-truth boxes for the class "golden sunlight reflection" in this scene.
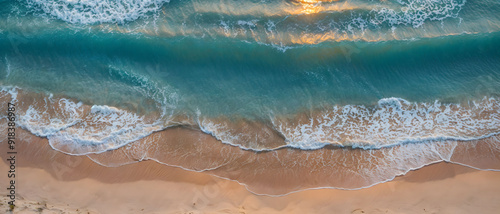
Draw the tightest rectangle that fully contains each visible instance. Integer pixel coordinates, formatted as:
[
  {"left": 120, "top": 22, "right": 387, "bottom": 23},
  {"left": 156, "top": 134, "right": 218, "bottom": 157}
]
[{"left": 288, "top": 0, "right": 354, "bottom": 15}]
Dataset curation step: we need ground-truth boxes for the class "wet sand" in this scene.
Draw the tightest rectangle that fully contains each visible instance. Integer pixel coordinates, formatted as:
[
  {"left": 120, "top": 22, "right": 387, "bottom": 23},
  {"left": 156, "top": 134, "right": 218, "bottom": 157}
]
[{"left": 1, "top": 133, "right": 500, "bottom": 213}]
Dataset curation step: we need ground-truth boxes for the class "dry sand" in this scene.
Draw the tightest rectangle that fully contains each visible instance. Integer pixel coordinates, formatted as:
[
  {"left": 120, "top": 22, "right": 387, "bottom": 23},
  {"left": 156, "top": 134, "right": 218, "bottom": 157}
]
[{"left": 1, "top": 136, "right": 500, "bottom": 214}]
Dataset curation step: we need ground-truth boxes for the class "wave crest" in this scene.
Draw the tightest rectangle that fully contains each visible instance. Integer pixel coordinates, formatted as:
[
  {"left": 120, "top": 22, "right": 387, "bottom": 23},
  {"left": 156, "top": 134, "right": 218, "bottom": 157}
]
[
  {"left": 1, "top": 87, "right": 167, "bottom": 155},
  {"left": 25, "top": 0, "right": 170, "bottom": 24},
  {"left": 199, "top": 97, "right": 500, "bottom": 150}
]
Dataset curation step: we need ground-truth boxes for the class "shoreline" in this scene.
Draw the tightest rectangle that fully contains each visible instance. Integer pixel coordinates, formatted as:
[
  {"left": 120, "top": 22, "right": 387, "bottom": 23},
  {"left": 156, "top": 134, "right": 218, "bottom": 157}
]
[
  {"left": 2, "top": 158, "right": 500, "bottom": 214},
  {"left": 3, "top": 87, "right": 500, "bottom": 153},
  {"left": 1, "top": 137, "right": 500, "bottom": 213},
  {"left": 3, "top": 126, "right": 499, "bottom": 195}
]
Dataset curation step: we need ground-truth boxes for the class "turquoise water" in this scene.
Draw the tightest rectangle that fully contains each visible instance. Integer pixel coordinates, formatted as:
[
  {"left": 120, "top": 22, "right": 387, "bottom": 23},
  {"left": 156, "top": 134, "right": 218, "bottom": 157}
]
[{"left": 1, "top": 26, "right": 500, "bottom": 117}]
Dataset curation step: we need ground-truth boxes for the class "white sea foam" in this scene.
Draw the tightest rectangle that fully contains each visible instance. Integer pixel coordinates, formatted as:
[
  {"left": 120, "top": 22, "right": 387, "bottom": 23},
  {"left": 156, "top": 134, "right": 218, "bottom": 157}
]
[
  {"left": 47, "top": 103, "right": 164, "bottom": 155},
  {"left": 0, "top": 86, "right": 168, "bottom": 155},
  {"left": 237, "top": 20, "right": 258, "bottom": 28},
  {"left": 274, "top": 97, "right": 500, "bottom": 150},
  {"left": 370, "top": 0, "right": 466, "bottom": 28},
  {"left": 0, "top": 86, "right": 18, "bottom": 104},
  {"left": 3, "top": 84, "right": 499, "bottom": 156},
  {"left": 21, "top": 101, "right": 165, "bottom": 155},
  {"left": 23, "top": 0, "right": 466, "bottom": 29},
  {"left": 25, "top": 0, "right": 170, "bottom": 24},
  {"left": 18, "top": 98, "right": 84, "bottom": 137},
  {"left": 198, "top": 97, "right": 500, "bottom": 151}
]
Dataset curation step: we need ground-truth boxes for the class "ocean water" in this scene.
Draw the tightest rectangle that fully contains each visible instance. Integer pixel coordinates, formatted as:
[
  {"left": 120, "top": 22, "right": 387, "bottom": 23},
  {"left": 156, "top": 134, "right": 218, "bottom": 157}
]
[{"left": 1, "top": 0, "right": 500, "bottom": 194}]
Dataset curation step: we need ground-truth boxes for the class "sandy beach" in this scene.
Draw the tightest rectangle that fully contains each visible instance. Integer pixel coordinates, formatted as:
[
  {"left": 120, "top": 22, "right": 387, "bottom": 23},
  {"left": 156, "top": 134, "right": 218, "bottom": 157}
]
[{"left": 1, "top": 133, "right": 500, "bottom": 214}]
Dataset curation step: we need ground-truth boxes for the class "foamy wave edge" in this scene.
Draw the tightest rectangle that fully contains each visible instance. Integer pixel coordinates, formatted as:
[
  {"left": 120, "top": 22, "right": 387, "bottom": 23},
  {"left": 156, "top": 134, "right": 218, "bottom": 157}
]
[
  {"left": 0, "top": 86, "right": 174, "bottom": 155},
  {"left": 2, "top": 86, "right": 500, "bottom": 195},
  {"left": 24, "top": 0, "right": 170, "bottom": 24},
  {"left": 2, "top": 86, "right": 499, "bottom": 154},
  {"left": 199, "top": 97, "right": 500, "bottom": 151}
]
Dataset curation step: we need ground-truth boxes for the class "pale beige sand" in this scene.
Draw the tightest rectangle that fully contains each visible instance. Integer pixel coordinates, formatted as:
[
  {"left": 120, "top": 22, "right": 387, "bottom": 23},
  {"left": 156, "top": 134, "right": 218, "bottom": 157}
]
[{"left": 1, "top": 138, "right": 500, "bottom": 214}]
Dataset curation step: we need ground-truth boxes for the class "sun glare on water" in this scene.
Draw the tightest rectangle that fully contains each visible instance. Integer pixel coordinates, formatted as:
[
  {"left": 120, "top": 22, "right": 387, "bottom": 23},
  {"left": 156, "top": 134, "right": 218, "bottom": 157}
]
[{"left": 290, "top": 0, "right": 349, "bottom": 15}]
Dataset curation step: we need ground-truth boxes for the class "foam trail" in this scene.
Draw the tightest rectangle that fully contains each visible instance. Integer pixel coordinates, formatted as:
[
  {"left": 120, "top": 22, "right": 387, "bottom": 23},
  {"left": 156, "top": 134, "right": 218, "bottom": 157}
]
[
  {"left": 3, "top": 85, "right": 500, "bottom": 154},
  {"left": 370, "top": 0, "right": 466, "bottom": 28},
  {"left": 25, "top": 0, "right": 171, "bottom": 24},
  {"left": 0, "top": 86, "right": 169, "bottom": 155},
  {"left": 199, "top": 97, "right": 500, "bottom": 151},
  {"left": 17, "top": 0, "right": 480, "bottom": 47},
  {"left": 46, "top": 103, "right": 166, "bottom": 155},
  {"left": 274, "top": 97, "right": 500, "bottom": 150}
]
